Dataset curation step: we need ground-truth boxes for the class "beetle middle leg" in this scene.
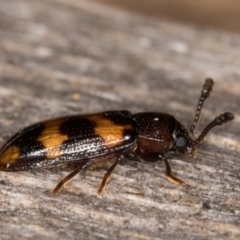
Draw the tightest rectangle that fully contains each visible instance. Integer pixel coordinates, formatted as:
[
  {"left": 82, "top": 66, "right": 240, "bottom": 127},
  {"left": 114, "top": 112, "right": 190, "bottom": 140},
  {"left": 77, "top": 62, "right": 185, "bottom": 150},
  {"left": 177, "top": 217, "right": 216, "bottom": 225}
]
[{"left": 97, "top": 155, "right": 125, "bottom": 196}]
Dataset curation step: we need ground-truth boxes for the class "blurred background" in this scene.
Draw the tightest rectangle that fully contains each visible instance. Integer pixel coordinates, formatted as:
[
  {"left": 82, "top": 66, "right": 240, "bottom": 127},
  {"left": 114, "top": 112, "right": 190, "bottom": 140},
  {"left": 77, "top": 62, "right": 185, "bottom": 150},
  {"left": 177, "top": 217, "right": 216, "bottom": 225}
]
[
  {"left": 94, "top": 0, "right": 240, "bottom": 33},
  {"left": 0, "top": 1, "right": 240, "bottom": 240}
]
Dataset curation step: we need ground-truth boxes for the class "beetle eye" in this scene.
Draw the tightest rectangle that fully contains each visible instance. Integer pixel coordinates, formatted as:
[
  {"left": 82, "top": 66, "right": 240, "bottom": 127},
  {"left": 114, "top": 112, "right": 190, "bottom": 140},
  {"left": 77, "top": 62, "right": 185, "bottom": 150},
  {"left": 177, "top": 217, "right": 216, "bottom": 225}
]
[{"left": 176, "top": 136, "right": 187, "bottom": 148}]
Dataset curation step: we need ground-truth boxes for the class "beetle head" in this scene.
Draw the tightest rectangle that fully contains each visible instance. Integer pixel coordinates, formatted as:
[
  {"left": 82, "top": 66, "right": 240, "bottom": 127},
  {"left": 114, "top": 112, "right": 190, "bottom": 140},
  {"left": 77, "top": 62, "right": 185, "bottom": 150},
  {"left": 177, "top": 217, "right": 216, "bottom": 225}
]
[{"left": 173, "top": 121, "right": 195, "bottom": 157}]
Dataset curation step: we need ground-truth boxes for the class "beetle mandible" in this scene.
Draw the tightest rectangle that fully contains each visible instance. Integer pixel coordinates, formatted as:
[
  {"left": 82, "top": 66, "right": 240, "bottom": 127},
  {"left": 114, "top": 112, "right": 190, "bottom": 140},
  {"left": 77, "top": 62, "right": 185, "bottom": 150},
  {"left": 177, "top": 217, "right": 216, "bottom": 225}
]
[{"left": 0, "top": 79, "right": 234, "bottom": 196}]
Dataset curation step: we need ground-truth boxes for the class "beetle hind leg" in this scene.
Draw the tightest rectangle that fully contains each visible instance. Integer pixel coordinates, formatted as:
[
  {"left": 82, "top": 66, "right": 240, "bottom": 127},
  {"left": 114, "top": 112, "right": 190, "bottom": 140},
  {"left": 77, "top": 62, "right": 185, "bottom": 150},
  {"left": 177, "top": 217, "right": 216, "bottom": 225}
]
[{"left": 51, "top": 161, "right": 92, "bottom": 196}]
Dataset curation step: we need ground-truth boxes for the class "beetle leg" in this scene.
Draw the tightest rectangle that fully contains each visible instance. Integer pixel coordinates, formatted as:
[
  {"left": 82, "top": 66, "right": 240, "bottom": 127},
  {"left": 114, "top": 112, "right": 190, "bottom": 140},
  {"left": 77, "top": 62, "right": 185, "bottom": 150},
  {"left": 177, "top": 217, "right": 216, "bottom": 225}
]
[
  {"left": 52, "top": 161, "right": 92, "bottom": 195},
  {"left": 97, "top": 155, "right": 124, "bottom": 196},
  {"left": 162, "top": 154, "right": 189, "bottom": 187}
]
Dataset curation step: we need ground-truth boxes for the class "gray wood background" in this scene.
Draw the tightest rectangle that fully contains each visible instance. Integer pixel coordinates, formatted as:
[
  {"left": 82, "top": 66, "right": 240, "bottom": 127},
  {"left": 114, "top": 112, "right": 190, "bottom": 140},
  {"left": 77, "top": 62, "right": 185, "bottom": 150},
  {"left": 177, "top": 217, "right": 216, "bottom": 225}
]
[{"left": 0, "top": 0, "right": 239, "bottom": 239}]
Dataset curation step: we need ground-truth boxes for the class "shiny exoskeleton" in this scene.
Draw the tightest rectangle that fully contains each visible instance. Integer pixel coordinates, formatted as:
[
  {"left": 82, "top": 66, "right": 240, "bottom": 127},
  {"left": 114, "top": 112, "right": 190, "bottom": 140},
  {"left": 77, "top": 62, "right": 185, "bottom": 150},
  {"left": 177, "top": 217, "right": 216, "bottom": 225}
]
[{"left": 0, "top": 79, "right": 234, "bottom": 195}]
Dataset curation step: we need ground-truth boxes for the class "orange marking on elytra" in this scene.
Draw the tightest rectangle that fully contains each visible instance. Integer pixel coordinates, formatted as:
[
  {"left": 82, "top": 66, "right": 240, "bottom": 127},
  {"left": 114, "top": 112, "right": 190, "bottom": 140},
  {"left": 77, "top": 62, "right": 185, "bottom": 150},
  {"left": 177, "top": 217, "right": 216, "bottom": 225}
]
[
  {"left": 37, "top": 120, "right": 68, "bottom": 159},
  {"left": 0, "top": 146, "right": 20, "bottom": 164},
  {"left": 88, "top": 115, "right": 133, "bottom": 148}
]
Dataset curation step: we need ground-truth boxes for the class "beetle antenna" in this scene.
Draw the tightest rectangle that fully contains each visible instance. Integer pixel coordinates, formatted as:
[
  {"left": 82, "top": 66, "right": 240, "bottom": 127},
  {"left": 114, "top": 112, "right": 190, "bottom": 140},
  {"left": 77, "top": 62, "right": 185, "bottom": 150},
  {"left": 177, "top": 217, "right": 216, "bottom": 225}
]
[
  {"left": 189, "top": 78, "right": 214, "bottom": 133},
  {"left": 192, "top": 112, "right": 234, "bottom": 146}
]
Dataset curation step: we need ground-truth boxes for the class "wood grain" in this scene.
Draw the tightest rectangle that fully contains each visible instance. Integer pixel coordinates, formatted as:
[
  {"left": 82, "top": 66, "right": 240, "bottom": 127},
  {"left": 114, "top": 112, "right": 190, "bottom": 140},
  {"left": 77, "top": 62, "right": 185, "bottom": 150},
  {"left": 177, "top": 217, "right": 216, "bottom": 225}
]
[{"left": 0, "top": 0, "right": 239, "bottom": 240}]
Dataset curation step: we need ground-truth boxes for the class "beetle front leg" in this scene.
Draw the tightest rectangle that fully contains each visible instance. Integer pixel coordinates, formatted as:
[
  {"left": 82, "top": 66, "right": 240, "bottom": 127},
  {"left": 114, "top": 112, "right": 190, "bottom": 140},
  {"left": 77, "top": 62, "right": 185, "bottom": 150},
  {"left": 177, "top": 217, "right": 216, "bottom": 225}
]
[
  {"left": 135, "top": 150, "right": 189, "bottom": 187},
  {"left": 160, "top": 154, "right": 189, "bottom": 187}
]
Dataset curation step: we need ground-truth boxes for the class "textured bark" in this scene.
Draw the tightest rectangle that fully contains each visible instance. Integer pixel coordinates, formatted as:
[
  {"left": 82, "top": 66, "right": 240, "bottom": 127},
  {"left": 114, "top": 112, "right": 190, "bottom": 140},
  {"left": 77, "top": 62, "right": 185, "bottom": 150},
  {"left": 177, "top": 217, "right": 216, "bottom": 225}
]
[{"left": 0, "top": 0, "right": 239, "bottom": 240}]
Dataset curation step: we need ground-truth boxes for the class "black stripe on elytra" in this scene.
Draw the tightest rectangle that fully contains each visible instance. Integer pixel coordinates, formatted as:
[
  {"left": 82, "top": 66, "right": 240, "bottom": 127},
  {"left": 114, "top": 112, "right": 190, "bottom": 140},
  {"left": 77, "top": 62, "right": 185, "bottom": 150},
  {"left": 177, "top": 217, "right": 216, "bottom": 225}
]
[
  {"left": 12, "top": 122, "right": 46, "bottom": 161},
  {"left": 59, "top": 117, "right": 106, "bottom": 160},
  {"left": 59, "top": 117, "right": 96, "bottom": 138}
]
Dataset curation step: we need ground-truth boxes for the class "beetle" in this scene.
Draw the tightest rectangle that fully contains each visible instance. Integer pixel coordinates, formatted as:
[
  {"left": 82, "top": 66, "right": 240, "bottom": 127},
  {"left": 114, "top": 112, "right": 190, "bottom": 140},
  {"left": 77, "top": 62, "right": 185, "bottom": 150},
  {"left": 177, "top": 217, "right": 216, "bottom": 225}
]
[{"left": 0, "top": 79, "right": 234, "bottom": 196}]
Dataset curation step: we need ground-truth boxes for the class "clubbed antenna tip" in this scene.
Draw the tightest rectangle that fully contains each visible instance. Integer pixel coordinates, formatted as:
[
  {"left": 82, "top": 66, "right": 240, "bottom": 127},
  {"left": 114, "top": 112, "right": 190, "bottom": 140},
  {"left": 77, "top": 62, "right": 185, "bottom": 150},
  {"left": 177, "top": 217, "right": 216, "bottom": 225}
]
[
  {"left": 192, "top": 112, "right": 234, "bottom": 146},
  {"left": 216, "top": 112, "right": 234, "bottom": 123},
  {"left": 189, "top": 78, "right": 214, "bottom": 133}
]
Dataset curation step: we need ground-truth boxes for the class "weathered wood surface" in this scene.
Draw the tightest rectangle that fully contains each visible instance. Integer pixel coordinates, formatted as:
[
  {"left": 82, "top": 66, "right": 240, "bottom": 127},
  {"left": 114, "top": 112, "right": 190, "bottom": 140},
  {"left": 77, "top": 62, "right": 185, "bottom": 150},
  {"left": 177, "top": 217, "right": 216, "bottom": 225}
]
[{"left": 0, "top": 0, "right": 239, "bottom": 239}]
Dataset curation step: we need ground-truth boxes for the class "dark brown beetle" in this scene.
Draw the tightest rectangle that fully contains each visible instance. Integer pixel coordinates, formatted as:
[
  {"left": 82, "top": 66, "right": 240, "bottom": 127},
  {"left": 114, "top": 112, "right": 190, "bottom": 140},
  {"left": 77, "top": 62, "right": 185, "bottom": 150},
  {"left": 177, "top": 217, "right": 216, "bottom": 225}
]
[{"left": 0, "top": 79, "right": 234, "bottom": 195}]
